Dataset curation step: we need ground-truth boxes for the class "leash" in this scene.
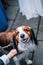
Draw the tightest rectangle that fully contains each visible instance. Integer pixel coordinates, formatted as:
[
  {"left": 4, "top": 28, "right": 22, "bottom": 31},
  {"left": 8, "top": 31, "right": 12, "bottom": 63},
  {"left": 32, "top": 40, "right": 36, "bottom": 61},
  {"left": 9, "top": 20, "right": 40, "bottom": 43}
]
[{"left": 36, "top": 16, "right": 41, "bottom": 38}]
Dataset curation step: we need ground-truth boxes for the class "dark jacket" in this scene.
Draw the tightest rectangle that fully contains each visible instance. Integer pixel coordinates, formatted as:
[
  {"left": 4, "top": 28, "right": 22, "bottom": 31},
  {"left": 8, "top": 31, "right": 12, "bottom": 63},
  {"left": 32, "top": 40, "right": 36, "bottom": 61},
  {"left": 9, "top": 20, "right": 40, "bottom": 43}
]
[{"left": 0, "top": 59, "right": 4, "bottom": 65}]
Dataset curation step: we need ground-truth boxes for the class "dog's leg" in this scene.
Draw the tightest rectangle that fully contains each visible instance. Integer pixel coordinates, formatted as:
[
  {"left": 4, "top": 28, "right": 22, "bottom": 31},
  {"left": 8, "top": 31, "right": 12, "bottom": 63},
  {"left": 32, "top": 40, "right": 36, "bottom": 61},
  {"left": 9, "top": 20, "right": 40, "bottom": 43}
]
[
  {"left": 13, "top": 57, "right": 20, "bottom": 65},
  {"left": 25, "top": 56, "right": 32, "bottom": 65}
]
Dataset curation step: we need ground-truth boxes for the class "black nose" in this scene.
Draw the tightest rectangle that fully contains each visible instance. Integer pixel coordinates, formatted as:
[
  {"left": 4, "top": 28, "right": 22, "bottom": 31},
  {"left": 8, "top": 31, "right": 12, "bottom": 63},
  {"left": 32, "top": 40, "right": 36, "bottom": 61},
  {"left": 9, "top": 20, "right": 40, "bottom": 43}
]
[{"left": 20, "top": 34, "right": 25, "bottom": 38}]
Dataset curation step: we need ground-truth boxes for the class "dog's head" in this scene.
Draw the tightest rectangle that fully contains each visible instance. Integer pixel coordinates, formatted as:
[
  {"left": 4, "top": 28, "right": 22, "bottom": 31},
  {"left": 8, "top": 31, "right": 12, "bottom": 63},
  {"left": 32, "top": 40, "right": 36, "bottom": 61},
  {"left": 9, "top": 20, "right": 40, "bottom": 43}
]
[{"left": 13, "top": 26, "right": 38, "bottom": 52}]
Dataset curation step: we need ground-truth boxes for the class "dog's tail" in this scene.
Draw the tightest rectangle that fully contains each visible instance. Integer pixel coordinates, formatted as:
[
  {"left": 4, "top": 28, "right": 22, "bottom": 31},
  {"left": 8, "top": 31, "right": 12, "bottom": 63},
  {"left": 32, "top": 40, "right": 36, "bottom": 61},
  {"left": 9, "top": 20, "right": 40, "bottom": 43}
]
[{"left": 31, "top": 29, "right": 38, "bottom": 45}]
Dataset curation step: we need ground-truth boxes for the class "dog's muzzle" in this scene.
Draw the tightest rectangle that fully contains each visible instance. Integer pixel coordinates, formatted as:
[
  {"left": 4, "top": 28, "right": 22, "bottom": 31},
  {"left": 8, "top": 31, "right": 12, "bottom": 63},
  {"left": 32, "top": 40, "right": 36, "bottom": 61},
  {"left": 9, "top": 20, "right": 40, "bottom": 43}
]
[{"left": 20, "top": 34, "right": 30, "bottom": 43}]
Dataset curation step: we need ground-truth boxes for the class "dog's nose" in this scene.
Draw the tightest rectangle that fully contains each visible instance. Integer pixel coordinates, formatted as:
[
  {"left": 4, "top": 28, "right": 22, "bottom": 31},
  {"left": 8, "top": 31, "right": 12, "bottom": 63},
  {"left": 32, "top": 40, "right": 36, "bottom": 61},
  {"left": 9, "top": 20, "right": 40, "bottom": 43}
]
[{"left": 20, "top": 34, "right": 25, "bottom": 38}]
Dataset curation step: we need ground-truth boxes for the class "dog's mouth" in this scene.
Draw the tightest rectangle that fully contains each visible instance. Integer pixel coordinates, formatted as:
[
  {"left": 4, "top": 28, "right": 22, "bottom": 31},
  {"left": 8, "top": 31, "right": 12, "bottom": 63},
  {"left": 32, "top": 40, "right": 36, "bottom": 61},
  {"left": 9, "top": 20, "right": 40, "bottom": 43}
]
[{"left": 21, "top": 38, "right": 29, "bottom": 43}]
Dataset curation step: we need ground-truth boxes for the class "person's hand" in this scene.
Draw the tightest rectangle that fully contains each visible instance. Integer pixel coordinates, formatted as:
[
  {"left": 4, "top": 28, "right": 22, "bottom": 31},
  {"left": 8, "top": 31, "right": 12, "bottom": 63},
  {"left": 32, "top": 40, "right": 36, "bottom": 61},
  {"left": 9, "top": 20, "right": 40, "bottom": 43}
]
[{"left": 7, "top": 49, "right": 17, "bottom": 59}]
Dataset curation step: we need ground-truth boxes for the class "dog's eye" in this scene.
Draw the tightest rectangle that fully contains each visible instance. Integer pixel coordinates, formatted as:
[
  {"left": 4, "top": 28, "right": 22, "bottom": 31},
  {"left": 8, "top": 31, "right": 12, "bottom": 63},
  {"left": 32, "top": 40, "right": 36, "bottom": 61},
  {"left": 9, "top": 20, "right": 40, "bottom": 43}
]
[
  {"left": 24, "top": 29, "right": 29, "bottom": 32},
  {"left": 16, "top": 31, "right": 19, "bottom": 34}
]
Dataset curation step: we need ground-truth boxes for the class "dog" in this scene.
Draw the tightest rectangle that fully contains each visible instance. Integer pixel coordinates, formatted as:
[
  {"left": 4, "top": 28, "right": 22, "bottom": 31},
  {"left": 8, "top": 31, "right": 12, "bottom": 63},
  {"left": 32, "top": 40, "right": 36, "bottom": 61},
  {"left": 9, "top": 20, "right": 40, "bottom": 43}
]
[
  {"left": 12, "top": 26, "right": 38, "bottom": 65},
  {"left": 0, "top": 26, "right": 38, "bottom": 65}
]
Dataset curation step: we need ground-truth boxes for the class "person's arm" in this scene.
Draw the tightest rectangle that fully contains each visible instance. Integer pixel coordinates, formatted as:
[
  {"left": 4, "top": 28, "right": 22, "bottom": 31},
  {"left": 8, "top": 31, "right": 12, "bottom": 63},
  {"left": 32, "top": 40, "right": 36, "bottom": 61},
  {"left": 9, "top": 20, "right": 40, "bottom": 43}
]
[
  {"left": 7, "top": 49, "right": 17, "bottom": 59},
  {"left": 0, "top": 49, "right": 17, "bottom": 65}
]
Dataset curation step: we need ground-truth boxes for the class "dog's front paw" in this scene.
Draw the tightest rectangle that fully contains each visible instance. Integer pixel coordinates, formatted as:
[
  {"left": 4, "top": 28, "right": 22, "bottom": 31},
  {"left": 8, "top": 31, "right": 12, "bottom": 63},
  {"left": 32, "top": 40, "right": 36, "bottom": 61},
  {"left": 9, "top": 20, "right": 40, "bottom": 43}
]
[{"left": 26, "top": 60, "right": 32, "bottom": 65}]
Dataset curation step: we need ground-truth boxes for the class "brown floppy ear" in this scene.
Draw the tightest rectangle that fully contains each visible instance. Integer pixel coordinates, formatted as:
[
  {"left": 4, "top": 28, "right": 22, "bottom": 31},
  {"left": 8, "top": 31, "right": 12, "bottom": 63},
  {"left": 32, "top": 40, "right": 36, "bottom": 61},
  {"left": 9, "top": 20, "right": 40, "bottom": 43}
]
[
  {"left": 30, "top": 29, "right": 38, "bottom": 45},
  {"left": 13, "top": 34, "right": 19, "bottom": 52}
]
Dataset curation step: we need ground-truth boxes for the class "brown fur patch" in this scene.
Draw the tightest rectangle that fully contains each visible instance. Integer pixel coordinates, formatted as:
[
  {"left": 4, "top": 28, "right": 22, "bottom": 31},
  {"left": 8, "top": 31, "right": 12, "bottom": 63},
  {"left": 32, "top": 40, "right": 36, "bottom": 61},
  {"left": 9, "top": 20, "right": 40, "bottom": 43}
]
[
  {"left": 0, "top": 32, "right": 13, "bottom": 47},
  {"left": 13, "top": 29, "right": 19, "bottom": 44}
]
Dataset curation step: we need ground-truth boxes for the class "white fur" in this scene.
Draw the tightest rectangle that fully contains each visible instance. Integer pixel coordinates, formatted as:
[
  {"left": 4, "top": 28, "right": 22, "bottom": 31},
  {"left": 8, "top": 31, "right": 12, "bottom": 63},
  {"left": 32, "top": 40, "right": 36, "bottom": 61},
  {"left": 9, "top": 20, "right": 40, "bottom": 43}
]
[{"left": 13, "top": 26, "right": 36, "bottom": 65}]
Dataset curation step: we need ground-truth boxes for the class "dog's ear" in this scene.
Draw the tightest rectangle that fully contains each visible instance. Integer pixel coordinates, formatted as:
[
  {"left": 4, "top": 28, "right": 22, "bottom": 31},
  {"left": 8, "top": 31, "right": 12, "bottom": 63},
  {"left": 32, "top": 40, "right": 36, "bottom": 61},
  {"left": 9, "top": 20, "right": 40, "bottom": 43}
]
[
  {"left": 30, "top": 29, "right": 38, "bottom": 45},
  {"left": 13, "top": 35, "right": 19, "bottom": 52}
]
